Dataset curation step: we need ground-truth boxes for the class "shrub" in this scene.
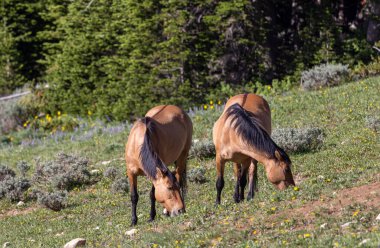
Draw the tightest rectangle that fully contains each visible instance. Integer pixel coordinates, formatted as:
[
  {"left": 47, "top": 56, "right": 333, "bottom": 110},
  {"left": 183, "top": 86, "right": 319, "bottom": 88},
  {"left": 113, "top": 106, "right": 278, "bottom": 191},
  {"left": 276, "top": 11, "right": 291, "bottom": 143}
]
[
  {"left": 300, "top": 64, "right": 350, "bottom": 91},
  {"left": 37, "top": 191, "right": 67, "bottom": 211},
  {"left": 111, "top": 177, "right": 129, "bottom": 194},
  {"left": 27, "top": 112, "right": 80, "bottom": 132},
  {"left": 365, "top": 115, "right": 380, "bottom": 132},
  {"left": 33, "top": 153, "right": 95, "bottom": 191},
  {"left": 0, "top": 177, "right": 31, "bottom": 201},
  {"left": 272, "top": 127, "right": 324, "bottom": 153},
  {"left": 0, "top": 99, "right": 21, "bottom": 135},
  {"left": 17, "top": 161, "right": 30, "bottom": 177},
  {"left": 0, "top": 165, "right": 16, "bottom": 181},
  {"left": 189, "top": 140, "right": 215, "bottom": 159},
  {"left": 103, "top": 167, "right": 120, "bottom": 180},
  {"left": 188, "top": 167, "right": 207, "bottom": 184},
  {"left": 27, "top": 187, "right": 42, "bottom": 201}
]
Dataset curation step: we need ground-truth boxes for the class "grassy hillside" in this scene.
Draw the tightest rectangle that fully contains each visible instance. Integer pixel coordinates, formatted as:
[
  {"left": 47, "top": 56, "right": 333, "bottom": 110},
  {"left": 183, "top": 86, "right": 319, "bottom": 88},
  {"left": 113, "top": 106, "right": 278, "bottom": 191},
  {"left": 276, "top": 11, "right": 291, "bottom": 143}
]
[{"left": 0, "top": 77, "right": 379, "bottom": 247}]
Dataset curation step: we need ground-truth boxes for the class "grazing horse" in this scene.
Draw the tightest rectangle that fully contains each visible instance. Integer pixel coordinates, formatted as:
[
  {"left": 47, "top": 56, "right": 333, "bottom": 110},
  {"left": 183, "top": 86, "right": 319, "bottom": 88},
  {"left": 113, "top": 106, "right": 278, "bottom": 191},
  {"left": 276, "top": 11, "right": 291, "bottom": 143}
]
[
  {"left": 213, "top": 94, "right": 295, "bottom": 204},
  {"left": 125, "top": 105, "right": 193, "bottom": 225}
]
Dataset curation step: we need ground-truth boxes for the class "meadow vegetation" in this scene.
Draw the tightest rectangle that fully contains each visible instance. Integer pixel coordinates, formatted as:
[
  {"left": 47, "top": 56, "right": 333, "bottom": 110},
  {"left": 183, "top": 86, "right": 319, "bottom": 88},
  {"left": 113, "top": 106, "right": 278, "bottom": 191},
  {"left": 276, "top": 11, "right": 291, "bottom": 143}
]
[{"left": 0, "top": 76, "right": 379, "bottom": 247}]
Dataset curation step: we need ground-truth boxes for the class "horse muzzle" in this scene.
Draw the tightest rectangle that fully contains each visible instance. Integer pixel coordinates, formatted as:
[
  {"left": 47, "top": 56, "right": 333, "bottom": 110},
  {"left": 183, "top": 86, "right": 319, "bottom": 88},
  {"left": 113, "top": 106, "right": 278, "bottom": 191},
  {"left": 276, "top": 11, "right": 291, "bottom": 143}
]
[{"left": 169, "top": 208, "right": 185, "bottom": 217}]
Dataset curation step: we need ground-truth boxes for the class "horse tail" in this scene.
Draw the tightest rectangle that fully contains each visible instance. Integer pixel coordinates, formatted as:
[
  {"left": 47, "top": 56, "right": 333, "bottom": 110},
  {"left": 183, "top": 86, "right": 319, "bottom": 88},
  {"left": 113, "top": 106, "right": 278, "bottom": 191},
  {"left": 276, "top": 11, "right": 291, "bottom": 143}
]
[
  {"left": 225, "top": 103, "right": 291, "bottom": 163},
  {"left": 139, "top": 117, "right": 168, "bottom": 179}
]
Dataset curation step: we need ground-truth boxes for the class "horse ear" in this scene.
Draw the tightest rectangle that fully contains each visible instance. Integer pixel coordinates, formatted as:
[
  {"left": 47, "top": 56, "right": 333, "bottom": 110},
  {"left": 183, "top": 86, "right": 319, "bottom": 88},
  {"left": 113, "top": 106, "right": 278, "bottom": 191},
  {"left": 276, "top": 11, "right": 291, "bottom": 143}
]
[
  {"left": 275, "top": 150, "right": 282, "bottom": 161},
  {"left": 156, "top": 167, "right": 164, "bottom": 179}
]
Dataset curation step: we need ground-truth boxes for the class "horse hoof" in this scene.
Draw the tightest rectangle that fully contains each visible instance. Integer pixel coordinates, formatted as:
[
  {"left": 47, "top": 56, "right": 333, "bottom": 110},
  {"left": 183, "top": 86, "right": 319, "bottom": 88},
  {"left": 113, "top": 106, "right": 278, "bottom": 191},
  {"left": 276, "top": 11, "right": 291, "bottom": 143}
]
[{"left": 131, "top": 219, "right": 137, "bottom": 226}]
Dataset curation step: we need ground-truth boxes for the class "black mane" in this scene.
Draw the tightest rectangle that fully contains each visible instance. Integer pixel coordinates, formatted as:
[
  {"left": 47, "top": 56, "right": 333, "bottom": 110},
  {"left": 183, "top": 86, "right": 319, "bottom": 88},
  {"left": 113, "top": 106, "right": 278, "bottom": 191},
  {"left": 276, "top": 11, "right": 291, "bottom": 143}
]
[
  {"left": 139, "top": 117, "right": 169, "bottom": 179},
  {"left": 225, "top": 103, "right": 291, "bottom": 164}
]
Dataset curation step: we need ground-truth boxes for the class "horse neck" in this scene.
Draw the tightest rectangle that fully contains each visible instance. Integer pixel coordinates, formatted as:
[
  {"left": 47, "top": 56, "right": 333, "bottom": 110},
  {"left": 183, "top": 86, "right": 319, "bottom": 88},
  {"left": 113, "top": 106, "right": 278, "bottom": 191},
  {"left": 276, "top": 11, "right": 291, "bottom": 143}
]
[{"left": 241, "top": 146, "right": 274, "bottom": 166}]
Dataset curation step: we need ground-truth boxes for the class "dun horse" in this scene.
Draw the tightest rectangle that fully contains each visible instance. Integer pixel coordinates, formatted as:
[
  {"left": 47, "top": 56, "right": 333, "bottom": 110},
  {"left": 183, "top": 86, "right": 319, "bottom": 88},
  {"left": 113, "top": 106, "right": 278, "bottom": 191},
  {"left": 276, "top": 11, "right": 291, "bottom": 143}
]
[
  {"left": 125, "top": 105, "right": 192, "bottom": 225},
  {"left": 213, "top": 94, "right": 295, "bottom": 204}
]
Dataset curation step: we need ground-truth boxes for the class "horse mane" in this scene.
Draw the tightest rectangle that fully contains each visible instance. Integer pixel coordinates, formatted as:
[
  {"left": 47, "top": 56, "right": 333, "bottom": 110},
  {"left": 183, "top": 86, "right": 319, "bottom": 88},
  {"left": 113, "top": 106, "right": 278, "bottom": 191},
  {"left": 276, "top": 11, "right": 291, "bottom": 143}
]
[
  {"left": 225, "top": 103, "right": 291, "bottom": 164},
  {"left": 139, "top": 117, "right": 170, "bottom": 179}
]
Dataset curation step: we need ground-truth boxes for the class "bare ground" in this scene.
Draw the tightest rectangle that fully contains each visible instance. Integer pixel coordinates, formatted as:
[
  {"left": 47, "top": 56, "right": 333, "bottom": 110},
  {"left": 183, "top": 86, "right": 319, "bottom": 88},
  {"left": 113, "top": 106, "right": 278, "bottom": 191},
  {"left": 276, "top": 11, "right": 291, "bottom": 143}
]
[
  {"left": 0, "top": 206, "right": 37, "bottom": 219},
  {"left": 269, "top": 181, "right": 380, "bottom": 230}
]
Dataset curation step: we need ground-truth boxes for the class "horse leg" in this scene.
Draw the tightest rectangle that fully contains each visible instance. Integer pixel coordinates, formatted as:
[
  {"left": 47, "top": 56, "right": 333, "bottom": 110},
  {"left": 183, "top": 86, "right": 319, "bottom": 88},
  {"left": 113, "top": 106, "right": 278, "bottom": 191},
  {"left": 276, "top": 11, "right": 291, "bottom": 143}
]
[
  {"left": 233, "top": 163, "right": 242, "bottom": 203},
  {"left": 247, "top": 159, "right": 258, "bottom": 201},
  {"left": 149, "top": 185, "right": 156, "bottom": 222},
  {"left": 215, "top": 155, "right": 225, "bottom": 205},
  {"left": 174, "top": 150, "right": 188, "bottom": 199},
  {"left": 240, "top": 160, "right": 250, "bottom": 201},
  {"left": 128, "top": 171, "right": 139, "bottom": 226}
]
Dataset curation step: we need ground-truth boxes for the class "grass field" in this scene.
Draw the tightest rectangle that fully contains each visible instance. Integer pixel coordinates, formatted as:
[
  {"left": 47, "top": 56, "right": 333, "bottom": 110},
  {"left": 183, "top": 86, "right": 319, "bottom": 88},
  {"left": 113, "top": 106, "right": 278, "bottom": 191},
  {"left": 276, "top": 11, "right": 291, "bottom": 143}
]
[{"left": 0, "top": 77, "right": 379, "bottom": 247}]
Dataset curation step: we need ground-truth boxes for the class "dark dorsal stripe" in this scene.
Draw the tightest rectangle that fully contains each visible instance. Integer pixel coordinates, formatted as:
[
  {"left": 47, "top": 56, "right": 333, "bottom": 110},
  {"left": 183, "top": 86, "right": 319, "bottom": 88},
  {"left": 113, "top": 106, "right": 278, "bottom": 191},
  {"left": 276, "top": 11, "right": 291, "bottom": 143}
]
[
  {"left": 139, "top": 117, "right": 169, "bottom": 179},
  {"left": 225, "top": 103, "right": 291, "bottom": 164}
]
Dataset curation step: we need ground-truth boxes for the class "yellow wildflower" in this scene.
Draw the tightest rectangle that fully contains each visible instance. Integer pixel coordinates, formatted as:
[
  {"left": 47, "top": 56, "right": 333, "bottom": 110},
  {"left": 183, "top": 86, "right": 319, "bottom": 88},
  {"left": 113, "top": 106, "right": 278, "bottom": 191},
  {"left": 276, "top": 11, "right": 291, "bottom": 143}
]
[
  {"left": 203, "top": 105, "right": 208, "bottom": 110},
  {"left": 88, "top": 110, "right": 92, "bottom": 116},
  {"left": 293, "top": 186, "right": 299, "bottom": 191},
  {"left": 210, "top": 100, "right": 213, "bottom": 105},
  {"left": 303, "top": 233, "right": 311, "bottom": 238},
  {"left": 218, "top": 100, "right": 222, "bottom": 105},
  {"left": 352, "top": 210, "right": 360, "bottom": 217},
  {"left": 57, "top": 111, "right": 61, "bottom": 116},
  {"left": 210, "top": 105, "right": 214, "bottom": 110}
]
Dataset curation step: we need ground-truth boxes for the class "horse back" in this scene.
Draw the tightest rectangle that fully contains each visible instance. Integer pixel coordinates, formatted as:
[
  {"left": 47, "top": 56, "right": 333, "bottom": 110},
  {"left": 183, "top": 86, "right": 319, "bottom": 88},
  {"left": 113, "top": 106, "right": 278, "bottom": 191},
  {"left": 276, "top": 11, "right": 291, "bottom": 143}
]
[
  {"left": 224, "top": 94, "right": 271, "bottom": 134},
  {"left": 145, "top": 105, "right": 193, "bottom": 164},
  {"left": 213, "top": 94, "right": 271, "bottom": 161}
]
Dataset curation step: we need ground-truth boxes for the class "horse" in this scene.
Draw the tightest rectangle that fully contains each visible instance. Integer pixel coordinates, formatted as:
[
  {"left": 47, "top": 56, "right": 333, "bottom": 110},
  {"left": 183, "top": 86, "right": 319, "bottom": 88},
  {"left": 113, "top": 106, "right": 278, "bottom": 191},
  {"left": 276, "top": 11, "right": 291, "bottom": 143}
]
[
  {"left": 212, "top": 93, "right": 295, "bottom": 204},
  {"left": 125, "top": 105, "right": 193, "bottom": 225}
]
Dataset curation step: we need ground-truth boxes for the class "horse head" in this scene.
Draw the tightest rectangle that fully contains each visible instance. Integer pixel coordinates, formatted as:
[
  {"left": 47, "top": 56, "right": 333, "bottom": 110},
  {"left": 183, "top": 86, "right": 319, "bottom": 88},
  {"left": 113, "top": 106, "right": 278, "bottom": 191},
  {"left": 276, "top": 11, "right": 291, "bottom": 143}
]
[
  {"left": 265, "top": 150, "right": 295, "bottom": 190},
  {"left": 153, "top": 168, "right": 185, "bottom": 217}
]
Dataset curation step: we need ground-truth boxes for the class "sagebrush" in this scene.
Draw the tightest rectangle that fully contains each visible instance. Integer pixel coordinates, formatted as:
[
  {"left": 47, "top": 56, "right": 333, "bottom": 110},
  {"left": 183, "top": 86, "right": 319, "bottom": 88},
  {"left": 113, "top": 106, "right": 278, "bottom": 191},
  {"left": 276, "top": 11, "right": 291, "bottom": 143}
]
[{"left": 301, "top": 64, "right": 350, "bottom": 90}]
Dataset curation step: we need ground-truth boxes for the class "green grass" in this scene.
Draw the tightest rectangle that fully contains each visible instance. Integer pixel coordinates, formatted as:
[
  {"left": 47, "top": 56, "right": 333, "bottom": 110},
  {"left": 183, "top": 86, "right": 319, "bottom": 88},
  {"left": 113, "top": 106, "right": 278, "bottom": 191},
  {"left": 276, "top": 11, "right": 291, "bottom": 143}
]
[{"left": 0, "top": 77, "right": 379, "bottom": 247}]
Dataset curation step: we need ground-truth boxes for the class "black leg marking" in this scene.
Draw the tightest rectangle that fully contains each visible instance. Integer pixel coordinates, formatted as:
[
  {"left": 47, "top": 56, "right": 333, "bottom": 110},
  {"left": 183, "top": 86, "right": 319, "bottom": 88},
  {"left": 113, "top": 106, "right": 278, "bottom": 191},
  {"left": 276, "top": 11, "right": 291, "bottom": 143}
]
[
  {"left": 149, "top": 185, "right": 156, "bottom": 222},
  {"left": 215, "top": 176, "right": 225, "bottom": 205},
  {"left": 234, "top": 173, "right": 241, "bottom": 203},
  {"left": 131, "top": 186, "right": 139, "bottom": 226},
  {"left": 240, "top": 171, "right": 247, "bottom": 201}
]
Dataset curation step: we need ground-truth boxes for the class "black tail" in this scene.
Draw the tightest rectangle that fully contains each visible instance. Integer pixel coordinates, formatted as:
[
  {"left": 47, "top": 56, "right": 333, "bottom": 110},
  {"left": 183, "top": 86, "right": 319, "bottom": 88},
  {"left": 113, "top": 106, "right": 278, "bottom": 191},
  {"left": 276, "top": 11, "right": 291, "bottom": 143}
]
[
  {"left": 139, "top": 117, "right": 169, "bottom": 179},
  {"left": 225, "top": 103, "right": 291, "bottom": 164}
]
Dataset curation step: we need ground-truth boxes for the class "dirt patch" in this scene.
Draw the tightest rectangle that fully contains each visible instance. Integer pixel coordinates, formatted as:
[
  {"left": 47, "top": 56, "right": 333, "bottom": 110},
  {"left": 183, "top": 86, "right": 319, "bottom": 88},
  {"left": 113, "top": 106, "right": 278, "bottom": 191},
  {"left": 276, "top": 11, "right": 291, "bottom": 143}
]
[
  {"left": 0, "top": 206, "right": 37, "bottom": 219},
  {"left": 272, "top": 181, "right": 380, "bottom": 226}
]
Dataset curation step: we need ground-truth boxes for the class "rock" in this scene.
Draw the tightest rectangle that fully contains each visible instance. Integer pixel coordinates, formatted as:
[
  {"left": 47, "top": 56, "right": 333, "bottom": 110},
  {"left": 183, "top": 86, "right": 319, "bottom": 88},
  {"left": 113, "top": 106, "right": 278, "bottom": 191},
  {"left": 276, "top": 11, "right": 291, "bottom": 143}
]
[
  {"left": 376, "top": 213, "right": 380, "bottom": 221},
  {"left": 341, "top": 222, "right": 352, "bottom": 229},
  {"left": 358, "top": 239, "right": 370, "bottom": 246},
  {"left": 63, "top": 238, "right": 86, "bottom": 248},
  {"left": 55, "top": 232, "right": 64, "bottom": 237},
  {"left": 125, "top": 229, "right": 138, "bottom": 236},
  {"left": 3, "top": 242, "right": 11, "bottom": 248},
  {"left": 101, "top": 161, "right": 111, "bottom": 165},
  {"left": 90, "top": 169, "right": 100, "bottom": 175},
  {"left": 320, "top": 223, "right": 328, "bottom": 229},
  {"left": 94, "top": 226, "right": 100, "bottom": 230},
  {"left": 16, "top": 201, "right": 24, "bottom": 207}
]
